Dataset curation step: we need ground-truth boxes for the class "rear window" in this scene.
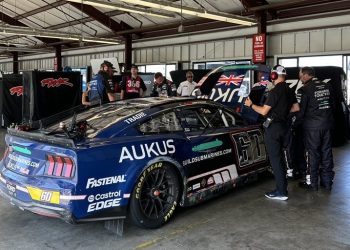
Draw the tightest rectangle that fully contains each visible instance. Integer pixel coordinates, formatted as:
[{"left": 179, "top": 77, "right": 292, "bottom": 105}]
[{"left": 46, "top": 103, "right": 146, "bottom": 138}]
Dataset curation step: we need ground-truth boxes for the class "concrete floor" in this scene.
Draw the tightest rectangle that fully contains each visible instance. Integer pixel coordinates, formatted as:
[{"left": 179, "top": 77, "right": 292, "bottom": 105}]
[{"left": 0, "top": 129, "right": 350, "bottom": 250}]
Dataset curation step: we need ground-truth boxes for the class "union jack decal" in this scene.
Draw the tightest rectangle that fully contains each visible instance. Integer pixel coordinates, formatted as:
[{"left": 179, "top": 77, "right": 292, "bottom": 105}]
[{"left": 216, "top": 74, "right": 245, "bottom": 86}]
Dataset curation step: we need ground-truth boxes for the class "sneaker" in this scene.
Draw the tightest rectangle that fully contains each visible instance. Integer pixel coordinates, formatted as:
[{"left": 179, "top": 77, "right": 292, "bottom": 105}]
[
  {"left": 299, "top": 182, "right": 318, "bottom": 191},
  {"left": 264, "top": 190, "right": 288, "bottom": 201}
]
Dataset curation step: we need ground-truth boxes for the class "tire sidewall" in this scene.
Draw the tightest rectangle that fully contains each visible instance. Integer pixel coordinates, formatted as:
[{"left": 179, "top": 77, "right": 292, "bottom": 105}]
[{"left": 130, "top": 162, "right": 180, "bottom": 229}]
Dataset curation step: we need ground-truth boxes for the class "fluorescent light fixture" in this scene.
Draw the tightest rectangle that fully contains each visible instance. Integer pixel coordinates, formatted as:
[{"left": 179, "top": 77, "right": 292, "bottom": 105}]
[
  {"left": 66, "top": 0, "right": 174, "bottom": 18},
  {"left": 0, "top": 25, "right": 120, "bottom": 44},
  {"left": 0, "top": 46, "right": 52, "bottom": 53},
  {"left": 119, "top": 0, "right": 256, "bottom": 25}
]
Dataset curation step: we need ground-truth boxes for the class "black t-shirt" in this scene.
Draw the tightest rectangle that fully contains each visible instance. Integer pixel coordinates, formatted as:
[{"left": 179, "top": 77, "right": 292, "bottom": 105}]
[
  {"left": 100, "top": 72, "right": 114, "bottom": 104},
  {"left": 265, "top": 82, "right": 297, "bottom": 122},
  {"left": 298, "top": 80, "right": 334, "bottom": 130},
  {"left": 121, "top": 75, "right": 147, "bottom": 99}
]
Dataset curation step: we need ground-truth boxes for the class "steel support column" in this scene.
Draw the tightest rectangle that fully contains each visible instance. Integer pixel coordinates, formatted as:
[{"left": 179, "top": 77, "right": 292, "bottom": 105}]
[
  {"left": 55, "top": 45, "right": 62, "bottom": 72},
  {"left": 124, "top": 34, "right": 132, "bottom": 72},
  {"left": 12, "top": 52, "right": 18, "bottom": 74}
]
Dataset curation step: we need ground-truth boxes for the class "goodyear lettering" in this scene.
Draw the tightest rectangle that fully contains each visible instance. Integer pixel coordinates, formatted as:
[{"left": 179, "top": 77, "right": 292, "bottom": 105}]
[
  {"left": 119, "top": 140, "right": 176, "bottom": 163},
  {"left": 86, "top": 175, "right": 126, "bottom": 189},
  {"left": 135, "top": 162, "right": 163, "bottom": 199},
  {"left": 164, "top": 201, "right": 177, "bottom": 222}
]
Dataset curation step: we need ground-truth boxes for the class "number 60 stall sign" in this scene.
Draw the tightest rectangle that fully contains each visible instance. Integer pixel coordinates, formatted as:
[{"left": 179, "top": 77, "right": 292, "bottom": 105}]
[{"left": 252, "top": 34, "right": 266, "bottom": 63}]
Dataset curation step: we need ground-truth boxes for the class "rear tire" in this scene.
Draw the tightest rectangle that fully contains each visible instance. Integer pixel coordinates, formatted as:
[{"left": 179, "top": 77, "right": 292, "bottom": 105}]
[{"left": 130, "top": 162, "right": 180, "bottom": 229}]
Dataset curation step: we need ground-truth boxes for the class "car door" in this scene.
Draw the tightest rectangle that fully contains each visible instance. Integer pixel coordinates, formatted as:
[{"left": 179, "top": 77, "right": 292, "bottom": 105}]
[
  {"left": 222, "top": 108, "right": 268, "bottom": 175},
  {"left": 177, "top": 105, "right": 239, "bottom": 196}
]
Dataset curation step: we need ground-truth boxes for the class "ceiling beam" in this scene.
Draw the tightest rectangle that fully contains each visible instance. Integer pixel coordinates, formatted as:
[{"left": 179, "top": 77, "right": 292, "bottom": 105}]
[
  {"left": 13, "top": 0, "right": 67, "bottom": 20},
  {"left": 0, "top": 12, "right": 60, "bottom": 44},
  {"left": 277, "top": 0, "right": 350, "bottom": 19},
  {"left": 68, "top": 2, "right": 135, "bottom": 38}
]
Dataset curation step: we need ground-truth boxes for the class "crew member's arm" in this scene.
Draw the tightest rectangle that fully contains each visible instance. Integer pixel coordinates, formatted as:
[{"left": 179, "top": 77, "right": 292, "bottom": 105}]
[
  {"left": 139, "top": 78, "right": 147, "bottom": 97},
  {"left": 290, "top": 103, "right": 300, "bottom": 113},
  {"left": 120, "top": 78, "right": 126, "bottom": 100},
  {"left": 244, "top": 98, "right": 272, "bottom": 116},
  {"left": 81, "top": 91, "right": 90, "bottom": 106},
  {"left": 177, "top": 83, "right": 183, "bottom": 96},
  {"left": 295, "top": 90, "right": 309, "bottom": 124}
]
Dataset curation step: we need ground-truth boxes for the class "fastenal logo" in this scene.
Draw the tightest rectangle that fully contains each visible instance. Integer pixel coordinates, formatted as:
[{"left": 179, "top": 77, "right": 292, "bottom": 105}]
[
  {"left": 86, "top": 175, "right": 126, "bottom": 189},
  {"left": 41, "top": 78, "right": 73, "bottom": 88},
  {"left": 9, "top": 86, "right": 23, "bottom": 96}
]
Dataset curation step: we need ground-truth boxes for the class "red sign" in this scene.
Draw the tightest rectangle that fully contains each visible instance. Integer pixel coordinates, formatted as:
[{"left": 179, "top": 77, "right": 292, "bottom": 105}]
[
  {"left": 252, "top": 34, "right": 266, "bottom": 63},
  {"left": 41, "top": 78, "right": 73, "bottom": 88},
  {"left": 9, "top": 86, "right": 23, "bottom": 96}
]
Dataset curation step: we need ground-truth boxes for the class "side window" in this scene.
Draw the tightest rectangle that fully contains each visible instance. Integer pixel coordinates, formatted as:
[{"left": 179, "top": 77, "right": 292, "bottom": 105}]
[
  {"left": 139, "top": 112, "right": 183, "bottom": 134},
  {"left": 198, "top": 107, "right": 226, "bottom": 128},
  {"left": 222, "top": 110, "right": 245, "bottom": 127},
  {"left": 180, "top": 109, "right": 206, "bottom": 131}
]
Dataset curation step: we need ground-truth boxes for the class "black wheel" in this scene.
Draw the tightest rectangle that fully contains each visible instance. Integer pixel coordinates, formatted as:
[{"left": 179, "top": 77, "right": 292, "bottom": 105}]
[{"left": 130, "top": 162, "right": 180, "bottom": 229}]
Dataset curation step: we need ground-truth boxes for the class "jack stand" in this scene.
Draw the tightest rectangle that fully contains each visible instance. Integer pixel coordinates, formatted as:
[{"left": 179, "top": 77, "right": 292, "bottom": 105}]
[{"left": 104, "top": 219, "right": 124, "bottom": 237}]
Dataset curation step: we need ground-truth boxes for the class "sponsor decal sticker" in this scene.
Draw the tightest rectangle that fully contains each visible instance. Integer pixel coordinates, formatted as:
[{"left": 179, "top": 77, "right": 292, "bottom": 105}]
[
  {"left": 119, "top": 139, "right": 176, "bottom": 163},
  {"left": 124, "top": 112, "right": 146, "bottom": 124},
  {"left": 7, "top": 154, "right": 39, "bottom": 168},
  {"left": 12, "top": 146, "right": 31, "bottom": 155},
  {"left": 9, "top": 86, "right": 23, "bottom": 96},
  {"left": 41, "top": 78, "right": 73, "bottom": 88},
  {"left": 192, "top": 139, "right": 223, "bottom": 152},
  {"left": 182, "top": 149, "right": 232, "bottom": 166},
  {"left": 87, "top": 190, "right": 121, "bottom": 203},
  {"left": 87, "top": 198, "right": 121, "bottom": 213},
  {"left": 216, "top": 74, "right": 244, "bottom": 86},
  {"left": 86, "top": 175, "right": 126, "bottom": 189},
  {"left": 27, "top": 186, "right": 60, "bottom": 204}
]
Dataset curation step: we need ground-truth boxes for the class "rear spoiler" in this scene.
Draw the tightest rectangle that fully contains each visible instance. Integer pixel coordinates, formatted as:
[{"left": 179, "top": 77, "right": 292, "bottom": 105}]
[{"left": 7, "top": 128, "right": 76, "bottom": 148}]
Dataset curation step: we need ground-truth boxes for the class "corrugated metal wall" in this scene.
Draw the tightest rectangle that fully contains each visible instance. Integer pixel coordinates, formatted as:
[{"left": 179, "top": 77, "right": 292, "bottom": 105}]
[{"left": 1, "top": 22, "right": 350, "bottom": 72}]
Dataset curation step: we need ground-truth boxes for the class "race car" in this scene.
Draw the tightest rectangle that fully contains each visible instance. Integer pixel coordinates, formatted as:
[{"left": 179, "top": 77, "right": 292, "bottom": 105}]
[{"left": 0, "top": 97, "right": 269, "bottom": 229}]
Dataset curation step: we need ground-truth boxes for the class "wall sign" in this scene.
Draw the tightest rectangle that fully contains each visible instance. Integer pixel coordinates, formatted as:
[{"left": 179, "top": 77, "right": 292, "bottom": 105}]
[{"left": 252, "top": 34, "right": 266, "bottom": 63}]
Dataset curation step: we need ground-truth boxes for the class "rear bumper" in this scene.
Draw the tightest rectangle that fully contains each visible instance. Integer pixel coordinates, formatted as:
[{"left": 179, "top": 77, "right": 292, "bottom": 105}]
[{"left": 0, "top": 188, "right": 74, "bottom": 223}]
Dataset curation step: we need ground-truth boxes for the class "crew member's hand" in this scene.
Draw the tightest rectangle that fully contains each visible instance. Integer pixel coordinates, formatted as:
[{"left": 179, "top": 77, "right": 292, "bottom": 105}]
[{"left": 244, "top": 97, "right": 252, "bottom": 107}]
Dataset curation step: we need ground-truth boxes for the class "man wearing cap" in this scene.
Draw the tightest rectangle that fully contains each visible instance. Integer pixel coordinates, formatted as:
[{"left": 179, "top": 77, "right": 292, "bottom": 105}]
[
  {"left": 151, "top": 72, "right": 177, "bottom": 97},
  {"left": 297, "top": 67, "right": 335, "bottom": 191},
  {"left": 177, "top": 71, "right": 197, "bottom": 97},
  {"left": 87, "top": 60, "right": 116, "bottom": 105},
  {"left": 121, "top": 65, "right": 147, "bottom": 100},
  {"left": 244, "top": 65, "right": 299, "bottom": 200}
]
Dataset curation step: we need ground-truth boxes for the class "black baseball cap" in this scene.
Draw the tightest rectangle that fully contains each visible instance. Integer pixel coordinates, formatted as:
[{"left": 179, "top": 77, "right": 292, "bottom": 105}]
[
  {"left": 101, "top": 60, "right": 115, "bottom": 69},
  {"left": 131, "top": 64, "right": 138, "bottom": 70}
]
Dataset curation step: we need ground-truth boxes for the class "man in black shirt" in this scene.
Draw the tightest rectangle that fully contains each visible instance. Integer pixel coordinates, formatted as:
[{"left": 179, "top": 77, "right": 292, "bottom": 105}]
[
  {"left": 297, "top": 67, "right": 334, "bottom": 191},
  {"left": 151, "top": 72, "right": 177, "bottom": 97},
  {"left": 245, "top": 65, "right": 299, "bottom": 200}
]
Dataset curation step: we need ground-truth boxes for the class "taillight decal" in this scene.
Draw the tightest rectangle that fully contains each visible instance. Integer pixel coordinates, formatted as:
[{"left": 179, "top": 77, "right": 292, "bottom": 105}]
[
  {"left": 55, "top": 157, "right": 64, "bottom": 176},
  {"left": 47, "top": 155, "right": 55, "bottom": 175},
  {"left": 46, "top": 155, "right": 74, "bottom": 178},
  {"left": 63, "top": 157, "right": 73, "bottom": 178}
]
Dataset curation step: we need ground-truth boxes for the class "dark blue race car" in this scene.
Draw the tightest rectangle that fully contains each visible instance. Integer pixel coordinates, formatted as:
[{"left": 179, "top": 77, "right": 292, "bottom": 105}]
[{"left": 0, "top": 97, "right": 269, "bottom": 229}]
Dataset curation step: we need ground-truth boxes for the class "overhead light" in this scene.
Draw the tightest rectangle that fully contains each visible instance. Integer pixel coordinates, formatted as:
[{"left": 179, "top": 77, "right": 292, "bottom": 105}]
[
  {"left": 119, "top": 0, "right": 256, "bottom": 25},
  {"left": 0, "top": 46, "right": 52, "bottom": 53},
  {"left": 0, "top": 25, "right": 120, "bottom": 44},
  {"left": 66, "top": 0, "right": 174, "bottom": 18}
]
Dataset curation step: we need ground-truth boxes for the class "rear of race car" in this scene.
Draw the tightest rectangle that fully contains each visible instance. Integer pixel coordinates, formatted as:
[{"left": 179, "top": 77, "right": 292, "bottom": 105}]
[{"left": 0, "top": 131, "right": 83, "bottom": 223}]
